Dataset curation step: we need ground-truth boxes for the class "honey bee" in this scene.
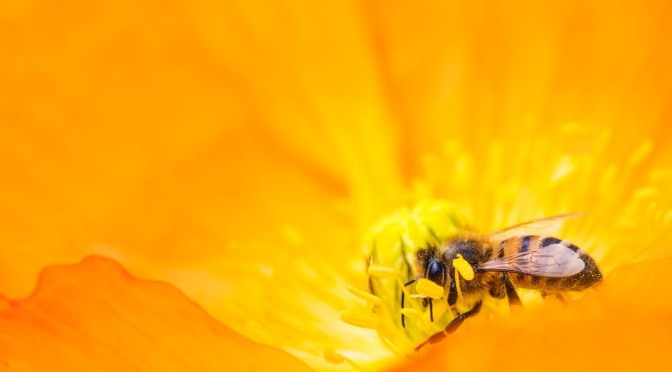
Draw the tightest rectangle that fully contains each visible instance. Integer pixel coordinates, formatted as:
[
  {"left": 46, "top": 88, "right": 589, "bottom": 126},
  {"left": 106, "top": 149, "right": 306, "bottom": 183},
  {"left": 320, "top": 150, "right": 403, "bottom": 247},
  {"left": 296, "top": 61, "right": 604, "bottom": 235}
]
[{"left": 400, "top": 214, "right": 602, "bottom": 347}]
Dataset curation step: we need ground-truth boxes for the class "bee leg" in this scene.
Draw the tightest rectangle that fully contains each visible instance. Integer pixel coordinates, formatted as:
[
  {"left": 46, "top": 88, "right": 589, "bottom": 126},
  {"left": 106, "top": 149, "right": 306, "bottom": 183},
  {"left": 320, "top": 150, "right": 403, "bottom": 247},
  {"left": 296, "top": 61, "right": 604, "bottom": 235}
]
[
  {"left": 429, "top": 299, "right": 434, "bottom": 322},
  {"left": 421, "top": 297, "right": 434, "bottom": 321},
  {"left": 502, "top": 273, "right": 521, "bottom": 306},
  {"left": 489, "top": 282, "right": 506, "bottom": 299},
  {"left": 422, "top": 297, "right": 434, "bottom": 322},
  {"left": 416, "top": 301, "right": 482, "bottom": 350},
  {"left": 541, "top": 291, "right": 567, "bottom": 303},
  {"left": 447, "top": 280, "right": 458, "bottom": 306},
  {"left": 443, "top": 300, "right": 482, "bottom": 334},
  {"left": 401, "top": 279, "right": 417, "bottom": 328}
]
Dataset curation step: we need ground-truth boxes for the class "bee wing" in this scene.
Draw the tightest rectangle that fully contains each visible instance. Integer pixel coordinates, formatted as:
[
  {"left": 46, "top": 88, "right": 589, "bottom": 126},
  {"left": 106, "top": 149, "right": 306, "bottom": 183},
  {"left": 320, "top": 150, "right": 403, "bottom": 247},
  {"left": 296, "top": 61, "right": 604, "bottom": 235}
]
[
  {"left": 488, "top": 213, "right": 582, "bottom": 241},
  {"left": 478, "top": 242, "right": 585, "bottom": 277}
]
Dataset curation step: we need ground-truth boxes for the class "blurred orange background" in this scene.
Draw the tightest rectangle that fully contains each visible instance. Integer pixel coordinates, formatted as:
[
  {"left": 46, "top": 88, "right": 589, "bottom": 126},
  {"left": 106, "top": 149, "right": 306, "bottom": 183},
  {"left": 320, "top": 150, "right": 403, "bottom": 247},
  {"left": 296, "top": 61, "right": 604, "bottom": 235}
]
[{"left": 2, "top": 0, "right": 672, "bottom": 371}]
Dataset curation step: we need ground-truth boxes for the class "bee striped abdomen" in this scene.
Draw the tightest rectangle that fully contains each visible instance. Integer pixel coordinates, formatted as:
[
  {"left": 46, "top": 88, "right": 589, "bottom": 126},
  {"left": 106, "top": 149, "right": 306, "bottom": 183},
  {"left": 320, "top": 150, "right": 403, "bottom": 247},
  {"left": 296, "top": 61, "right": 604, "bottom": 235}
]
[
  {"left": 500, "top": 235, "right": 539, "bottom": 284},
  {"left": 500, "top": 235, "right": 602, "bottom": 291},
  {"left": 561, "top": 250, "right": 602, "bottom": 290}
]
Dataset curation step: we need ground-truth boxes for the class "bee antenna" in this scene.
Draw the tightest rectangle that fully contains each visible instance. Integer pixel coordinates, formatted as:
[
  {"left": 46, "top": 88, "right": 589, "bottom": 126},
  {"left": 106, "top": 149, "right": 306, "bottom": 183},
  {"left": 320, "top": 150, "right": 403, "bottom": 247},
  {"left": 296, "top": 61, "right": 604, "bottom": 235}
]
[{"left": 401, "top": 278, "right": 417, "bottom": 328}]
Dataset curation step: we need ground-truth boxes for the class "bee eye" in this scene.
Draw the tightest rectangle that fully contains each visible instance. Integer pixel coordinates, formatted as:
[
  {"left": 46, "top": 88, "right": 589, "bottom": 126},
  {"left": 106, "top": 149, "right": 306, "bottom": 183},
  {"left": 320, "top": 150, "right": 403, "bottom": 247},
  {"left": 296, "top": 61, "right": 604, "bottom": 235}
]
[{"left": 426, "top": 259, "right": 446, "bottom": 285}]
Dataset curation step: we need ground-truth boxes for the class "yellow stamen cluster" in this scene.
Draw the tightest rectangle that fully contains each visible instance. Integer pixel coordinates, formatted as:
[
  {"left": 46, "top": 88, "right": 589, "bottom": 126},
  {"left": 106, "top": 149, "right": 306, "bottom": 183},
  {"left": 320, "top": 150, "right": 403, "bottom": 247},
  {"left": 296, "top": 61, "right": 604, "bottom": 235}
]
[
  {"left": 338, "top": 202, "right": 473, "bottom": 354},
  {"left": 328, "top": 123, "right": 671, "bottom": 369}
]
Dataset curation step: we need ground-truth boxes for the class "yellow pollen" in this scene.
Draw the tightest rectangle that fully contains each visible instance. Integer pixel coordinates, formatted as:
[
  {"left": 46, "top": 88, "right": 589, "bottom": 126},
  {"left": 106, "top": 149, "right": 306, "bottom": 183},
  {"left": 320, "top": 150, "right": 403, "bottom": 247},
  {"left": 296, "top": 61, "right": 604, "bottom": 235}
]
[
  {"left": 367, "top": 265, "right": 396, "bottom": 279},
  {"left": 453, "top": 254, "right": 475, "bottom": 280},
  {"left": 415, "top": 278, "right": 444, "bottom": 300},
  {"left": 346, "top": 286, "right": 383, "bottom": 305},
  {"left": 340, "top": 308, "right": 381, "bottom": 329},
  {"left": 453, "top": 253, "right": 475, "bottom": 299}
]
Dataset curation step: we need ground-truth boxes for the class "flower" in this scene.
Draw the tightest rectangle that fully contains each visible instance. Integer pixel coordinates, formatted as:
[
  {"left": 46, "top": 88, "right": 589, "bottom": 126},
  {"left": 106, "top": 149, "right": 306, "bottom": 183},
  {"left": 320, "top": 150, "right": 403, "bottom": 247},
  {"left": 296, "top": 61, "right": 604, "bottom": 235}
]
[{"left": 2, "top": 0, "right": 672, "bottom": 371}]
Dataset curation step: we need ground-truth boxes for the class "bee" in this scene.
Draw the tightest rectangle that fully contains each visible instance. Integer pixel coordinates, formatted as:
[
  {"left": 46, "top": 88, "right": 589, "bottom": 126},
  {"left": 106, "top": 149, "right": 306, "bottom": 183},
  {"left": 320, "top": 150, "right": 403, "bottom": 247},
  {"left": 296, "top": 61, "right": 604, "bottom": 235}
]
[{"left": 400, "top": 214, "right": 602, "bottom": 347}]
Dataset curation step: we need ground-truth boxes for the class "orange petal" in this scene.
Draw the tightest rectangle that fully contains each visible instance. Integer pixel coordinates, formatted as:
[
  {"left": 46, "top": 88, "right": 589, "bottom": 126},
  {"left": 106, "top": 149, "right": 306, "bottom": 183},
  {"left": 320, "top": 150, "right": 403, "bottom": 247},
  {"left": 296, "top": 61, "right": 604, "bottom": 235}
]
[
  {"left": 387, "top": 259, "right": 672, "bottom": 371},
  {"left": 601, "top": 256, "right": 672, "bottom": 311},
  {"left": 361, "top": 1, "right": 672, "bottom": 163},
  {"left": 0, "top": 256, "right": 311, "bottom": 372}
]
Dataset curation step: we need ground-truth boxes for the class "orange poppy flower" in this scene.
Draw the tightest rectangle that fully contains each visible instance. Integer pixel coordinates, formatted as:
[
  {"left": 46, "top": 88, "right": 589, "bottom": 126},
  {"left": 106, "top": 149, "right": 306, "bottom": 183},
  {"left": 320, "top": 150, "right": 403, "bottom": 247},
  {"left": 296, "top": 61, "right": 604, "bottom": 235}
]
[{"left": 1, "top": 0, "right": 672, "bottom": 371}]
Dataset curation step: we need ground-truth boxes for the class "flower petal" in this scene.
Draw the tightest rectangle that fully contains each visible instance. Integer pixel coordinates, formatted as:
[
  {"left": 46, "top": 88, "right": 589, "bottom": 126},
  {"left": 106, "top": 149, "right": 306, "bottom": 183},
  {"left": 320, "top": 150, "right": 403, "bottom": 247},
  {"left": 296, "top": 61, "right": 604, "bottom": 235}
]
[
  {"left": 387, "top": 258, "right": 672, "bottom": 371},
  {"left": 361, "top": 0, "right": 672, "bottom": 158},
  {"left": 0, "top": 255, "right": 311, "bottom": 371},
  {"left": 1, "top": 1, "right": 400, "bottom": 368}
]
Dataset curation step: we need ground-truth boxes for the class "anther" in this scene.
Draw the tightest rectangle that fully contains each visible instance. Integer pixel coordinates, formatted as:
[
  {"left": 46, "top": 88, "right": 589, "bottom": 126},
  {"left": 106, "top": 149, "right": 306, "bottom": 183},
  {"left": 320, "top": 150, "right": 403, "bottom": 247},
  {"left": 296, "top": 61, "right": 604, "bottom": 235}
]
[
  {"left": 346, "top": 286, "right": 383, "bottom": 305},
  {"left": 399, "top": 308, "right": 422, "bottom": 319},
  {"left": 340, "top": 308, "right": 381, "bottom": 329},
  {"left": 368, "top": 265, "right": 396, "bottom": 279},
  {"left": 323, "top": 348, "right": 345, "bottom": 364},
  {"left": 415, "top": 278, "right": 444, "bottom": 299}
]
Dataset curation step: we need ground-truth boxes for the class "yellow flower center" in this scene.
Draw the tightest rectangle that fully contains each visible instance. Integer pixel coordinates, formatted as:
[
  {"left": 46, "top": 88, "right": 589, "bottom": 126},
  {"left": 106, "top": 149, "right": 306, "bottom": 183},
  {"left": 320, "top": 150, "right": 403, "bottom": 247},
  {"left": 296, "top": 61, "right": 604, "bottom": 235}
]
[
  {"left": 339, "top": 201, "right": 477, "bottom": 356},
  {"left": 323, "top": 131, "right": 672, "bottom": 369}
]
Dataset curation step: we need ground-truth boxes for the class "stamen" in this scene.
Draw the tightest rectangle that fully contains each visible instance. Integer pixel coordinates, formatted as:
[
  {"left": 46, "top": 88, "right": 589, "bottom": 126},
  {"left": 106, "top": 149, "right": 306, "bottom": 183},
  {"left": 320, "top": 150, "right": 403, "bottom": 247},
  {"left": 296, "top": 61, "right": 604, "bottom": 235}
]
[
  {"left": 396, "top": 277, "right": 423, "bottom": 312},
  {"left": 399, "top": 308, "right": 423, "bottom": 319},
  {"left": 323, "top": 349, "right": 369, "bottom": 371},
  {"left": 368, "top": 265, "right": 396, "bottom": 279},
  {"left": 628, "top": 139, "right": 653, "bottom": 166},
  {"left": 550, "top": 156, "right": 575, "bottom": 184},
  {"left": 415, "top": 278, "right": 444, "bottom": 299},
  {"left": 361, "top": 201, "right": 495, "bottom": 352},
  {"left": 346, "top": 286, "right": 383, "bottom": 305},
  {"left": 340, "top": 308, "right": 381, "bottom": 329},
  {"left": 376, "top": 322, "right": 412, "bottom": 356},
  {"left": 323, "top": 348, "right": 345, "bottom": 364}
]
